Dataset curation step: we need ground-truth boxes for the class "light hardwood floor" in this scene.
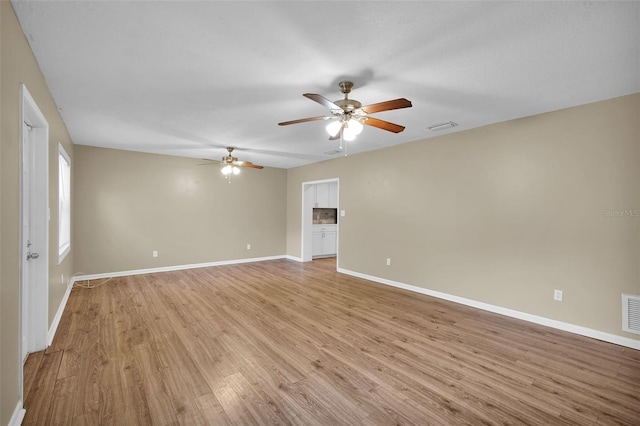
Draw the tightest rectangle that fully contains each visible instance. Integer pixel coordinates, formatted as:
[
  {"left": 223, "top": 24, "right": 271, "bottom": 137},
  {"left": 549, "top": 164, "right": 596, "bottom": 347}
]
[{"left": 23, "top": 258, "right": 639, "bottom": 425}]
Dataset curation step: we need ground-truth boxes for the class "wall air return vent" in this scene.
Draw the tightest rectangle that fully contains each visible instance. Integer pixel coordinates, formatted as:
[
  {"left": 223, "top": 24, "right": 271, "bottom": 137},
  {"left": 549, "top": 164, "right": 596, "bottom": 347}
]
[{"left": 622, "top": 294, "right": 640, "bottom": 335}]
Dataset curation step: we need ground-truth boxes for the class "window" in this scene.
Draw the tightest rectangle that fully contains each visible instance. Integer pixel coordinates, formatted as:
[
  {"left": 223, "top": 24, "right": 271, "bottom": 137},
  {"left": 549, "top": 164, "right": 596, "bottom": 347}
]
[{"left": 58, "top": 144, "right": 71, "bottom": 263}]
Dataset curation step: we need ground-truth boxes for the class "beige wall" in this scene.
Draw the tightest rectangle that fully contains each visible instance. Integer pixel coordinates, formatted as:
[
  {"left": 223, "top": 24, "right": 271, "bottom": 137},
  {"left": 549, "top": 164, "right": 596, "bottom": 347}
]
[
  {"left": 287, "top": 93, "right": 640, "bottom": 340},
  {"left": 74, "top": 146, "right": 287, "bottom": 275},
  {"left": 0, "top": 2, "right": 637, "bottom": 421},
  {"left": 1, "top": 1, "right": 75, "bottom": 423}
]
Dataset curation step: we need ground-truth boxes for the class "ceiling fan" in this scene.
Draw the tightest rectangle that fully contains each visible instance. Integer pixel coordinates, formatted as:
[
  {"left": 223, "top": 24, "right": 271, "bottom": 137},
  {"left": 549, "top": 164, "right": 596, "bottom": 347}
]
[
  {"left": 199, "top": 146, "right": 264, "bottom": 177},
  {"left": 278, "top": 81, "right": 412, "bottom": 141}
]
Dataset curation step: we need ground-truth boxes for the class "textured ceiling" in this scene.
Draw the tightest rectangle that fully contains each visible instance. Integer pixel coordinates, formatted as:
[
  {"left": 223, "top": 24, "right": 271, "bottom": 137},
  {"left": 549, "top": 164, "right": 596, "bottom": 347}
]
[{"left": 11, "top": 1, "right": 640, "bottom": 169}]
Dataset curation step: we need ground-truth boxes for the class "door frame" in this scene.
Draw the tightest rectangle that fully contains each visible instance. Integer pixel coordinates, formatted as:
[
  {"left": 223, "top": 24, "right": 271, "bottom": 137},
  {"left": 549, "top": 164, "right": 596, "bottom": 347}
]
[
  {"left": 301, "top": 178, "right": 339, "bottom": 263},
  {"left": 19, "top": 84, "right": 50, "bottom": 402}
]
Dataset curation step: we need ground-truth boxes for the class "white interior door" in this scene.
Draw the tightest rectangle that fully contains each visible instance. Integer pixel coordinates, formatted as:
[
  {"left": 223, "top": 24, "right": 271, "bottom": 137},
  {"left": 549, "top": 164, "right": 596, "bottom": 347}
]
[
  {"left": 20, "top": 123, "right": 32, "bottom": 360},
  {"left": 20, "top": 84, "right": 49, "bottom": 363}
]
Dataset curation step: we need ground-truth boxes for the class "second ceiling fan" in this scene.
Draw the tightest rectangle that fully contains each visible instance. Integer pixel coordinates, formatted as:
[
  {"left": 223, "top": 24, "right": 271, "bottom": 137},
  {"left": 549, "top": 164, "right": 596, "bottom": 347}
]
[
  {"left": 200, "top": 146, "right": 264, "bottom": 177},
  {"left": 278, "top": 81, "right": 412, "bottom": 141}
]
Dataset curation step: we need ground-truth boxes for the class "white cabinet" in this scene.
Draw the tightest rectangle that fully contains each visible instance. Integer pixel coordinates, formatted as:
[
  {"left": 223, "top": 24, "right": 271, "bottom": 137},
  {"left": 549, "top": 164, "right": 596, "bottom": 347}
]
[
  {"left": 313, "top": 182, "right": 338, "bottom": 208},
  {"left": 314, "top": 183, "right": 329, "bottom": 207},
  {"left": 328, "top": 181, "right": 338, "bottom": 208},
  {"left": 312, "top": 225, "right": 337, "bottom": 257},
  {"left": 312, "top": 231, "right": 324, "bottom": 256},
  {"left": 323, "top": 229, "right": 337, "bottom": 254}
]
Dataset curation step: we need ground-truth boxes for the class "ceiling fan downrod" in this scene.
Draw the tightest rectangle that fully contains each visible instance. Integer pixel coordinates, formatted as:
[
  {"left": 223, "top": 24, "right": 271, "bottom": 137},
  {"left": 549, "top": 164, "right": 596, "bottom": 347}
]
[{"left": 335, "top": 81, "right": 361, "bottom": 112}]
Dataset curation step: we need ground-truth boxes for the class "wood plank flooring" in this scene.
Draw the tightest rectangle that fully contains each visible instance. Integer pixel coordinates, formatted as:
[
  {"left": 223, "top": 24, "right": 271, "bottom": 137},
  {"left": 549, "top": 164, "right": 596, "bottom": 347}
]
[{"left": 23, "top": 258, "right": 640, "bottom": 425}]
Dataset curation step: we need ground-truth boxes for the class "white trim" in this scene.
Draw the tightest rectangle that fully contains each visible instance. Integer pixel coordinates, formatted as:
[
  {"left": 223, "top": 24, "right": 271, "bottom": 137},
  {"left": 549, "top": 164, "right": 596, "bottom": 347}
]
[
  {"left": 285, "top": 255, "right": 303, "bottom": 262},
  {"left": 71, "top": 255, "right": 288, "bottom": 282},
  {"left": 48, "top": 278, "right": 74, "bottom": 346},
  {"left": 338, "top": 267, "right": 640, "bottom": 351},
  {"left": 9, "top": 402, "right": 26, "bottom": 426},
  {"left": 301, "top": 182, "right": 314, "bottom": 262},
  {"left": 20, "top": 84, "right": 50, "bottom": 355},
  {"left": 20, "top": 83, "right": 47, "bottom": 126},
  {"left": 57, "top": 143, "right": 71, "bottom": 264},
  {"left": 301, "top": 178, "right": 339, "bottom": 263},
  {"left": 304, "top": 177, "right": 339, "bottom": 185},
  {"left": 19, "top": 83, "right": 50, "bottom": 418}
]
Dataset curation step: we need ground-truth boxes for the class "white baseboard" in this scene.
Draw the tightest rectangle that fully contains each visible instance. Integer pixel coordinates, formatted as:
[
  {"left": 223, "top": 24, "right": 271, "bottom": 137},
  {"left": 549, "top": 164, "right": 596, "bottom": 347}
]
[
  {"left": 338, "top": 268, "right": 640, "bottom": 351},
  {"left": 62, "top": 257, "right": 638, "bottom": 350},
  {"left": 48, "top": 279, "right": 74, "bottom": 346},
  {"left": 9, "top": 401, "right": 25, "bottom": 426},
  {"left": 71, "top": 255, "right": 289, "bottom": 282}
]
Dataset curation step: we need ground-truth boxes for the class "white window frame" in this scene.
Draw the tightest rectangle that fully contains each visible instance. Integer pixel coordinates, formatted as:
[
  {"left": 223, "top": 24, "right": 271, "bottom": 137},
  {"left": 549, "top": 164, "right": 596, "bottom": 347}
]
[{"left": 58, "top": 143, "right": 71, "bottom": 263}]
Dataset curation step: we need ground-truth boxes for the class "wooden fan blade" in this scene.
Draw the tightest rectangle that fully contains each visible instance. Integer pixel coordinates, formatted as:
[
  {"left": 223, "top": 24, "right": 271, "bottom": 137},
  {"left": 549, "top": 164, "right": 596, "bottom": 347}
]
[
  {"left": 197, "top": 159, "right": 222, "bottom": 165},
  {"left": 361, "top": 98, "right": 412, "bottom": 114},
  {"left": 364, "top": 117, "right": 406, "bottom": 133},
  {"left": 303, "top": 93, "right": 342, "bottom": 111},
  {"left": 239, "top": 163, "right": 264, "bottom": 169},
  {"left": 278, "top": 116, "right": 329, "bottom": 126}
]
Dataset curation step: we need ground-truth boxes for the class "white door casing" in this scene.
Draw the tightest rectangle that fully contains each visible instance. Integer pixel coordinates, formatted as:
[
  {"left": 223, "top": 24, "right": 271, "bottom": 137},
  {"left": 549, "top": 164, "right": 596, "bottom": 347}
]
[
  {"left": 19, "top": 84, "right": 49, "bottom": 404},
  {"left": 301, "top": 178, "right": 339, "bottom": 263},
  {"left": 302, "top": 183, "right": 315, "bottom": 261}
]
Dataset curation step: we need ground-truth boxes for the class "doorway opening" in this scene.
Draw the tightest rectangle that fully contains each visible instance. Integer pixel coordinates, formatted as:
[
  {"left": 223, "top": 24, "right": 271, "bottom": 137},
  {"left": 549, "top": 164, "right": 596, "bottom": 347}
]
[{"left": 301, "top": 178, "right": 339, "bottom": 264}]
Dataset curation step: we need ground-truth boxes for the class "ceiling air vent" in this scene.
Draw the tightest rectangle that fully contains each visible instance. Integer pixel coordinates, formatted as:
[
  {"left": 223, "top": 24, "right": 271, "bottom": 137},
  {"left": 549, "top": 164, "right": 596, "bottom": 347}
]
[
  {"left": 428, "top": 121, "right": 458, "bottom": 131},
  {"left": 622, "top": 294, "right": 640, "bottom": 335}
]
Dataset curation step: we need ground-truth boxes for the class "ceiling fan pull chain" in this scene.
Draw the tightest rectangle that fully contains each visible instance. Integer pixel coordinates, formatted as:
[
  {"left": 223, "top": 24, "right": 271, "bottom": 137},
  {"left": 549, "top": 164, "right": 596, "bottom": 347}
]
[{"left": 343, "top": 133, "right": 348, "bottom": 157}]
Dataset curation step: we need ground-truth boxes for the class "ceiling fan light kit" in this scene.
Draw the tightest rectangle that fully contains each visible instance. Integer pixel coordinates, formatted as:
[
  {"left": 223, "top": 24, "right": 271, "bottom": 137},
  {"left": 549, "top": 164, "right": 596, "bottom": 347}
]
[
  {"left": 326, "top": 118, "right": 364, "bottom": 138},
  {"left": 279, "top": 80, "right": 412, "bottom": 148},
  {"left": 221, "top": 165, "right": 240, "bottom": 176},
  {"left": 342, "top": 124, "right": 358, "bottom": 142},
  {"left": 326, "top": 120, "right": 343, "bottom": 137}
]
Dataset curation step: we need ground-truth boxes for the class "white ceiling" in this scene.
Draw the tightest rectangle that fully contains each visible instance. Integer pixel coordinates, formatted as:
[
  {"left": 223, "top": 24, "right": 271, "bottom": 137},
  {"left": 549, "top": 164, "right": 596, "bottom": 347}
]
[{"left": 11, "top": 1, "right": 640, "bottom": 169}]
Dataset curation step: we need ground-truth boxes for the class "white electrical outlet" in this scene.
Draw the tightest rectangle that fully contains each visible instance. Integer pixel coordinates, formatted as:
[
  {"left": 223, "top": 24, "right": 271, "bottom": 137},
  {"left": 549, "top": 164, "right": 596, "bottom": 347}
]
[
  {"left": 61, "top": 274, "right": 64, "bottom": 285},
  {"left": 153, "top": 250, "right": 158, "bottom": 258},
  {"left": 340, "top": 210, "right": 346, "bottom": 217},
  {"left": 247, "top": 244, "right": 251, "bottom": 250},
  {"left": 386, "top": 258, "right": 391, "bottom": 266},
  {"left": 554, "top": 289, "right": 563, "bottom": 301}
]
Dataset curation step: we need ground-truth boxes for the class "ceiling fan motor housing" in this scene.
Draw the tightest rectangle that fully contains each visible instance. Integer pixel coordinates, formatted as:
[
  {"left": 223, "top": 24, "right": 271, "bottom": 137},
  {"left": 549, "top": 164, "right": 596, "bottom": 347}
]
[{"left": 334, "top": 99, "right": 362, "bottom": 113}]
